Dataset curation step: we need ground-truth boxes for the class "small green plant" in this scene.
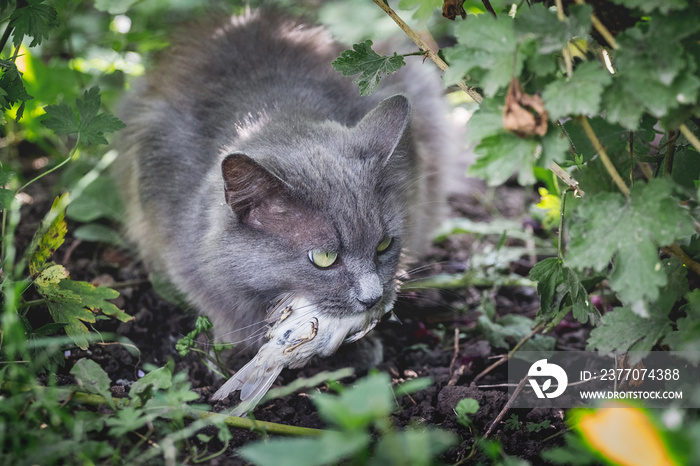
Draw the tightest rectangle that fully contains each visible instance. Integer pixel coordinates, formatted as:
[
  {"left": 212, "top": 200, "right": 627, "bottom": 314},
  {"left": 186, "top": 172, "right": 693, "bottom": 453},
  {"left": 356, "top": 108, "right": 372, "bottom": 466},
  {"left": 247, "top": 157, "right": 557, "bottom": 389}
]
[
  {"left": 455, "top": 397, "right": 479, "bottom": 429},
  {"left": 504, "top": 413, "right": 521, "bottom": 431},
  {"left": 239, "top": 372, "right": 456, "bottom": 466},
  {"left": 176, "top": 315, "right": 233, "bottom": 378}
]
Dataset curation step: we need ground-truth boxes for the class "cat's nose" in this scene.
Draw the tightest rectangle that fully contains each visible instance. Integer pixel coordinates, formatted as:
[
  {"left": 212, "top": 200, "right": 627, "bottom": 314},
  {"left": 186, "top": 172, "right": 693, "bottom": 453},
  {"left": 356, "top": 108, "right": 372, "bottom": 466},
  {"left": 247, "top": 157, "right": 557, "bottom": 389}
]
[{"left": 358, "top": 295, "right": 381, "bottom": 310}]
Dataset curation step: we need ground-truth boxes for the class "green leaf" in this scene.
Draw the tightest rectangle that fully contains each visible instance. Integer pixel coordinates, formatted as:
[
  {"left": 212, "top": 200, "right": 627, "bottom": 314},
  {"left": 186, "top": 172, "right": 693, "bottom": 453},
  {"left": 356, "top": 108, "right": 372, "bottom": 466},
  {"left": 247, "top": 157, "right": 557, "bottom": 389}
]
[
  {"left": 42, "top": 86, "right": 126, "bottom": 146},
  {"left": 73, "top": 224, "right": 125, "bottom": 247},
  {"left": 35, "top": 264, "right": 132, "bottom": 350},
  {"left": 28, "top": 193, "right": 68, "bottom": 276},
  {"left": 530, "top": 257, "right": 600, "bottom": 323},
  {"left": 477, "top": 313, "right": 556, "bottom": 352},
  {"left": 9, "top": 0, "right": 59, "bottom": 47},
  {"left": 0, "top": 60, "right": 33, "bottom": 114},
  {"left": 239, "top": 431, "right": 369, "bottom": 466},
  {"left": 70, "top": 358, "right": 115, "bottom": 409},
  {"left": 332, "top": 40, "right": 406, "bottom": 96},
  {"left": 542, "top": 61, "right": 613, "bottom": 120},
  {"left": 515, "top": 4, "right": 592, "bottom": 55},
  {"left": 455, "top": 397, "right": 479, "bottom": 427},
  {"left": 394, "top": 377, "right": 432, "bottom": 397},
  {"left": 93, "top": 0, "right": 139, "bottom": 15},
  {"left": 505, "top": 414, "right": 521, "bottom": 431},
  {"left": 449, "top": 14, "right": 523, "bottom": 96},
  {"left": 602, "top": 79, "right": 646, "bottom": 130},
  {"left": 612, "top": 19, "right": 700, "bottom": 120},
  {"left": 370, "top": 428, "right": 457, "bottom": 466},
  {"left": 66, "top": 175, "right": 123, "bottom": 222},
  {"left": 130, "top": 365, "right": 173, "bottom": 401},
  {"left": 586, "top": 306, "right": 672, "bottom": 357},
  {"left": 105, "top": 406, "right": 153, "bottom": 437},
  {"left": 567, "top": 179, "right": 695, "bottom": 305},
  {"left": 663, "top": 290, "right": 700, "bottom": 363},
  {"left": 398, "top": 0, "right": 442, "bottom": 19},
  {"left": 609, "top": 0, "right": 687, "bottom": 14},
  {"left": 468, "top": 133, "right": 538, "bottom": 186},
  {"left": 313, "top": 372, "right": 395, "bottom": 430}
]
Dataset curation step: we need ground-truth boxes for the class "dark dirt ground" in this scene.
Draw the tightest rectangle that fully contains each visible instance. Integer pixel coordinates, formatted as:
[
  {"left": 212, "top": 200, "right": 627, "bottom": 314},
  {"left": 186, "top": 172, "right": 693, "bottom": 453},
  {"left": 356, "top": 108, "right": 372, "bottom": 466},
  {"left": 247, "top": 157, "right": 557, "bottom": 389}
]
[{"left": 16, "top": 150, "right": 591, "bottom": 464}]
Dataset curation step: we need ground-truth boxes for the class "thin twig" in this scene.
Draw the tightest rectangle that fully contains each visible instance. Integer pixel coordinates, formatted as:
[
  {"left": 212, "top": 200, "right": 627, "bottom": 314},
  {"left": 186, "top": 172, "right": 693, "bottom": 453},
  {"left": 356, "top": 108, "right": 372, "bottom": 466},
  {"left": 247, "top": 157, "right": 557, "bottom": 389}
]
[
  {"left": 371, "top": 0, "right": 483, "bottom": 103},
  {"left": 578, "top": 116, "right": 630, "bottom": 197},
  {"left": 573, "top": 0, "right": 619, "bottom": 50},
  {"left": 473, "top": 324, "right": 544, "bottom": 383},
  {"left": 663, "top": 244, "right": 700, "bottom": 277},
  {"left": 680, "top": 124, "right": 700, "bottom": 154},
  {"left": 484, "top": 375, "right": 528, "bottom": 438}
]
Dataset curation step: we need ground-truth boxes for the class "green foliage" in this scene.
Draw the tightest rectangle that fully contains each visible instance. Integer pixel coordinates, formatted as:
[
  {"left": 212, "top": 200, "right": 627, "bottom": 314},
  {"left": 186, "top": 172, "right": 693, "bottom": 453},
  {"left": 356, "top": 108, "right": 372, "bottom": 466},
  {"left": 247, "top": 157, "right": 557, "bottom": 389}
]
[
  {"left": 41, "top": 86, "right": 126, "bottom": 146},
  {"left": 505, "top": 414, "right": 521, "bottom": 431},
  {"left": 239, "top": 372, "right": 456, "bottom": 466},
  {"left": 8, "top": 0, "right": 59, "bottom": 47},
  {"left": 455, "top": 397, "right": 479, "bottom": 428},
  {"left": 567, "top": 179, "right": 694, "bottom": 305},
  {"left": 332, "top": 40, "right": 406, "bottom": 96},
  {"left": 529, "top": 257, "right": 599, "bottom": 325}
]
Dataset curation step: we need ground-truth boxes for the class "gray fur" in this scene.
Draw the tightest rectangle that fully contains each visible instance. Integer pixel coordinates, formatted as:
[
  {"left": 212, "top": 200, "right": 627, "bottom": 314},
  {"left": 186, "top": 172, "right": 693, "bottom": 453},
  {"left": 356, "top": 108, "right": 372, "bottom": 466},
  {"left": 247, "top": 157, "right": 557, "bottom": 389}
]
[{"left": 114, "top": 10, "right": 455, "bottom": 349}]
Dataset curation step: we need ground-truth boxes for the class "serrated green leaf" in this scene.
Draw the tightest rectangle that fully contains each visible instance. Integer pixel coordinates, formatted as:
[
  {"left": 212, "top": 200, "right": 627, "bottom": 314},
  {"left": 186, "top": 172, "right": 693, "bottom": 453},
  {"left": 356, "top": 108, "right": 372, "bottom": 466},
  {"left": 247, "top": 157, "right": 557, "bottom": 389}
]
[
  {"left": 543, "top": 61, "right": 613, "bottom": 120},
  {"left": 448, "top": 13, "right": 524, "bottom": 96},
  {"left": 609, "top": 0, "right": 686, "bottom": 14},
  {"left": 130, "top": 365, "right": 173, "bottom": 400},
  {"left": 239, "top": 430, "right": 369, "bottom": 466},
  {"left": 398, "top": 0, "right": 442, "bottom": 20},
  {"left": 70, "top": 358, "right": 115, "bottom": 409},
  {"left": 9, "top": 0, "right": 59, "bottom": 47},
  {"left": 29, "top": 193, "right": 68, "bottom": 276},
  {"left": 332, "top": 40, "right": 406, "bottom": 96},
  {"left": 35, "top": 264, "right": 132, "bottom": 350},
  {"left": 515, "top": 4, "right": 592, "bottom": 55},
  {"left": 586, "top": 307, "right": 672, "bottom": 357},
  {"left": 663, "top": 290, "right": 700, "bottom": 363},
  {"left": 468, "top": 133, "right": 538, "bottom": 186},
  {"left": 105, "top": 406, "right": 152, "bottom": 437},
  {"left": 567, "top": 179, "right": 695, "bottom": 305},
  {"left": 313, "top": 372, "right": 394, "bottom": 430},
  {"left": 371, "top": 428, "right": 457, "bottom": 465},
  {"left": 0, "top": 60, "right": 33, "bottom": 114},
  {"left": 41, "top": 86, "right": 126, "bottom": 146},
  {"left": 602, "top": 80, "right": 646, "bottom": 131}
]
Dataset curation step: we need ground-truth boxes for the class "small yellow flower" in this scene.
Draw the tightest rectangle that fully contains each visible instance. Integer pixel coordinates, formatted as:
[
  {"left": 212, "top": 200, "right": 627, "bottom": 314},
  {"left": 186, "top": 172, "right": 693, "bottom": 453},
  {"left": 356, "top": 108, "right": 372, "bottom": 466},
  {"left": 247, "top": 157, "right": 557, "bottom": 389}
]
[{"left": 535, "top": 187, "right": 561, "bottom": 229}]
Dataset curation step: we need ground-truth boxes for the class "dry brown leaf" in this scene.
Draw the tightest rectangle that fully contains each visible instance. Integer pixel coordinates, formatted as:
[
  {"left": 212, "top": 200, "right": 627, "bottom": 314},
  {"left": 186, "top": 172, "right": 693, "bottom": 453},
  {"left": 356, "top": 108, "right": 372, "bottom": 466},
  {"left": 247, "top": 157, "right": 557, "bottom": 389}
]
[
  {"left": 503, "top": 77, "right": 548, "bottom": 138},
  {"left": 442, "top": 0, "right": 466, "bottom": 20}
]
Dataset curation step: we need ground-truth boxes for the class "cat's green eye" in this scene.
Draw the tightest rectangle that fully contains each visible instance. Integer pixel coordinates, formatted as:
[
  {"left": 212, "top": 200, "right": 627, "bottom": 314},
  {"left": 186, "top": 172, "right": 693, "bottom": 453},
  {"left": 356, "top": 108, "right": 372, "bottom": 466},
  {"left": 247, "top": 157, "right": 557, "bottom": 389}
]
[
  {"left": 377, "top": 237, "right": 393, "bottom": 253},
  {"left": 308, "top": 250, "right": 338, "bottom": 268}
]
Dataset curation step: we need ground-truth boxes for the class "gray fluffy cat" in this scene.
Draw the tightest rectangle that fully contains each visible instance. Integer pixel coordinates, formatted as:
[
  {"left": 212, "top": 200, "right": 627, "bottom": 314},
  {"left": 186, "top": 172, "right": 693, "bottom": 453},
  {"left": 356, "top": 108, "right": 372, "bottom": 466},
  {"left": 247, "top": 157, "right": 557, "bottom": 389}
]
[{"left": 115, "top": 10, "right": 454, "bottom": 355}]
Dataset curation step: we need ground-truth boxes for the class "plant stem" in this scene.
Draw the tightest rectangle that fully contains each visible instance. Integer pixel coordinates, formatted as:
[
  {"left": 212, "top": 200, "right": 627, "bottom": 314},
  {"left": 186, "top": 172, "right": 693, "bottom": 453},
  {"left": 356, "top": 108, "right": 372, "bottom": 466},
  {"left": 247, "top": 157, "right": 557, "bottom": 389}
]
[
  {"left": 0, "top": 24, "right": 12, "bottom": 53},
  {"left": 1, "top": 381, "right": 326, "bottom": 436},
  {"left": 558, "top": 189, "right": 571, "bottom": 259},
  {"left": 579, "top": 116, "right": 630, "bottom": 197},
  {"left": 17, "top": 136, "right": 81, "bottom": 194},
  {"left": 663, "top": 244, "right": 700, "bottom": 277},
  {"left": 371, "top": 0, "right": 483, "bottom": 103},
  {"left": 680, "top": 123, "right": 700, "bottom": 153},
  {"left": 573, "top": 0, "right": 619, "bottom": 50}
]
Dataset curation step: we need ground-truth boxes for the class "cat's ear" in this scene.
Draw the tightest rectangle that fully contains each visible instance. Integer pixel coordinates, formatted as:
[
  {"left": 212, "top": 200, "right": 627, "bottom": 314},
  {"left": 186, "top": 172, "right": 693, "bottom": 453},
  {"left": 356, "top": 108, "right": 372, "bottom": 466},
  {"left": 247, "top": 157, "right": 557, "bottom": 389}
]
[
  {"left": 356, "top": 95, "right": 411, "bottom": 163},
  {"left": 221, "top": 153, "right": 292, "bottom": 226}
]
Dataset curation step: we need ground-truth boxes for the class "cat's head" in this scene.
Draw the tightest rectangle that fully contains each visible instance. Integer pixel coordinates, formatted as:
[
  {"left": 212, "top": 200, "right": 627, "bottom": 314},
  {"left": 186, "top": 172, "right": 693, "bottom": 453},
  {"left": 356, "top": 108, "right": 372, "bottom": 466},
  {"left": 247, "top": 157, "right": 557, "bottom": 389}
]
[{"left": 220, "top": 95, "right": 415, "bottom": 318}]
